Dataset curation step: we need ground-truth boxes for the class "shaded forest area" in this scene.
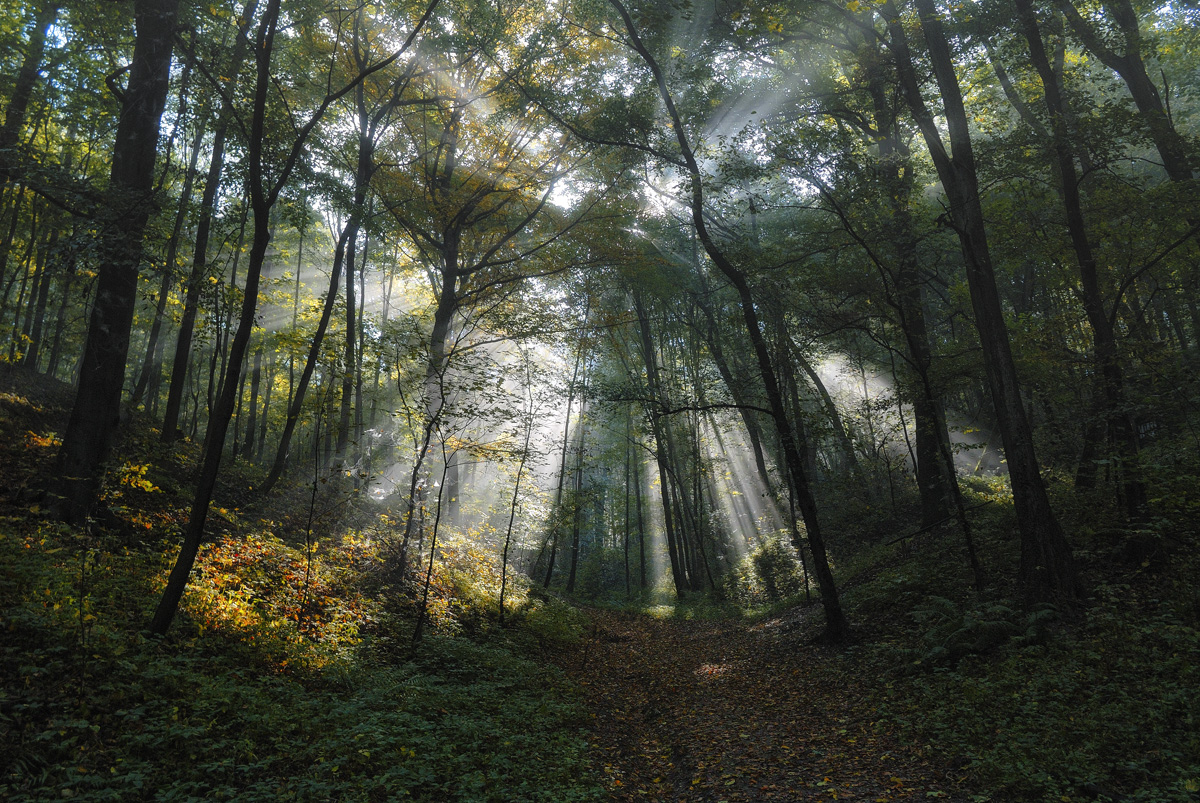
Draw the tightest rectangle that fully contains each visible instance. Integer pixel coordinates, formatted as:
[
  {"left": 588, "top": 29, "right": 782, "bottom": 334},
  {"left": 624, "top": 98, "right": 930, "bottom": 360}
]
[{"left": 1, "top": 0, "right": 1199, "bottom": 800}]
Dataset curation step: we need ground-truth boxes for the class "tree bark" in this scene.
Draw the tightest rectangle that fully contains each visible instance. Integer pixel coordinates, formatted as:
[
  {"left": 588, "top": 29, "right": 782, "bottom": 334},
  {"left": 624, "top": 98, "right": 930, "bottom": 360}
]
[
  {"left": 884, "top": 0, "right": 1076, "bottom": 601},
  {"left": 1055, "top": 0, "right": 1192, "bottom": 182},
  {"left": 161, "top": 1, "right": 258, "bottom": 441},
  {"left": 0, "top": 0, "right": 60, "bottom": 187},
  {"left": 1016, "top": 0, "right": 1146, "bottom": 520},
  {"left": 611, "top": 0, "right": 849, "bottom": 639},
  {"left": 53, "top": 0, "right": 180, "bottom": 524}
]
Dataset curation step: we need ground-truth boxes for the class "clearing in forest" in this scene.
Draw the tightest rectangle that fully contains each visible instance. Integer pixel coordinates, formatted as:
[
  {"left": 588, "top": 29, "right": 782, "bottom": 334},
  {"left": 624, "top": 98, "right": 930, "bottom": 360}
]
[{"left": 563, "top": 607, "right": 966, "bottom": 803}]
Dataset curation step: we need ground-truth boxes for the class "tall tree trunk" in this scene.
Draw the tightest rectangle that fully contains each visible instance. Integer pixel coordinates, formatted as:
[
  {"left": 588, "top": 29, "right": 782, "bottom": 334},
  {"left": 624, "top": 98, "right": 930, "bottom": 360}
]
[
  {"left": 0, "top": 1, "right": 60, "bottom": 186},
  {"left": 21, "top": 227, "right": 57, "bottom": 369},
  {"left": 161, "top": 1, "right": 257, "bottom": 441},
  {"left": 611, "top": 0, "right": 849, "bottom": 639},
  {"left": 53, "top": 0, "right": 180, "bottom": 524},
  {"left": 241, "top": 346, "right": 262, "bottom": 459},
  {"left": 147, "top": 0, "right": 430, "bottom": 633},
  {"left": 543, "top": 318, "right": 587, "bottom": 587},
  {"left": 884, "top": 0, "right": 1076, "bottom": 601},
  {"left": 130, "top": 100, "right": 208, "bottom": 411},
  {"left": 1055, "top": 0, "right": 1192, "bottom": 182},
  {"left": 859, "top": 33, "right": 956, "bottom": 528},
  {"left": 337, "top": 225, "right": 357, "bottom": 459},
  {"left": 261, "top": 224, "right": 353, "bottom": 491},
  {"left": 256, "top": 349, "right": 273, "bottom": 462},
  {"left": 498, "top": 358, "right": 535, "bottom": 624},
  {"left": 45, "top": 250, "right": 76, "bottom": 379},
  {"left": 633, "top": 292, "right": 687, "bottom": 595},
  {"left": 1017, "top": 0, "right": 1146, "bottom": 520},
  {"left": 564, "top": 387, "right": 587, "bottom": 595}
]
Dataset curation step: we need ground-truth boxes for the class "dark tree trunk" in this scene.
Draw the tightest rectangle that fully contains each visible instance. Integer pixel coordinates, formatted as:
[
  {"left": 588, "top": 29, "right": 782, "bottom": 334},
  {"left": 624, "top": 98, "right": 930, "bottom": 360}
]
[
  {"left": 885, "top": 0, "right": 1076, "bottom": 601},
  {"left": 0, "top": 1, "right": 60, "bottom": 186},
  {"left": 261, "top": 224, "right": 353, "bottom": 491},
  {"left": 564, "top": 395, "right": 587, "bottom": 594},
  {"left": 1017, "top": 0, "right": 1146, "bottom": 520},
  {"left": 21, "top": 228, "right": 57, "bottom": 370},
  {"left": 52, "top": 0, "right": 179, "bottom": 524},
  {"left": 130, "top": 102, "right": 207, "bottom": 412},
  {"left": 1056, "top": 0, "right": 1192, "bottom": 182},
  {"left": 544, "top": 322, "right": 587, "bottom": 588},
  {"left": 255, "top": 349, "right": 273, "bottom": 462},
  {"left": 633, "top": 292, "right": 686, "bottom": 595},
  {"left": 611, "top": 0, "right": 849, "bottom": 639},
  {"left": 241, "top": 346, "right": 262, "bottom": 459},
  {"left": 148, "top": 0, "right": 425, "bottom": 633},
  {"left": 161, "top": 2, "right": 257, "bottom": 441},
  {"left": 45, "top": 250, "right": 76, "bottom": 379}
]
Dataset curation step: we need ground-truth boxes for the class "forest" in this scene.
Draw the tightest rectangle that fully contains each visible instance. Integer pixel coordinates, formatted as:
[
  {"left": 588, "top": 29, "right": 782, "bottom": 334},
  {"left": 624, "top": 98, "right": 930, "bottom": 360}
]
[{"left": 1, "top": 0, "right": 1198, "bottom": 800}]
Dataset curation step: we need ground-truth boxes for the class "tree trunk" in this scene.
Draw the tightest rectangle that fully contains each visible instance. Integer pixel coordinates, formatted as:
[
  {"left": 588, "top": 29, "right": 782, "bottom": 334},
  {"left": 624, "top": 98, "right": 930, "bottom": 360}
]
[
  {"left": 564, "top": 390, "right": 587, "bottom": 594},
  {"left": 543, "top": 320, "right": 587, "bottom": 587},
  {"left": 161, "top": 1, "right": 257, "bottom": 441},
  {"left": 52, "top": 0, "right": 180, "bottom": 524},
  {"left": 241, "top": 346, "right": 262, "bottom": 459},
  {"left": 611, "top": 0, "right": 849, "bottom": 639},
  {"left": 0, "top": 1, "right": 60, "bottom": 186},
  {"left": 885, "top": 0, "right": 1076, "bottom": 601},
  {"left": 1017, "top": 0, "right": 1146, "bottom": 520},
  {"left": 130, "top": 100, "right": 208, "bottom": 411},
  {"left": 633, "top": 292, "right": 687, "bottom": 595},
  {"left": 1055, "top": 0, "right": 1192, "bottom": 182},
  {"left": 261, "top": 224, "right": 354, "bottom": 491}
]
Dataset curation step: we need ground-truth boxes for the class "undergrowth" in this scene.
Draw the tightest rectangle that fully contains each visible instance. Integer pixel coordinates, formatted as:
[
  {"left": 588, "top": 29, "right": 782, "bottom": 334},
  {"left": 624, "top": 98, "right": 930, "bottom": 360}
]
[
  {"left": 838, "top": 491, "right": 1200, "bottom": 803},
  {"left": 0, "top": 517, "right": 603, "bottom": 802}
]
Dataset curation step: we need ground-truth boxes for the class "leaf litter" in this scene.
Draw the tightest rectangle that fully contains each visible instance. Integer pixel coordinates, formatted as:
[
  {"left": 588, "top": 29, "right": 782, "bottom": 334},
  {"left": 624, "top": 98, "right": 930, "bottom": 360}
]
[{"left": 559, "top": 607, "right": 969, "bottom": 802}]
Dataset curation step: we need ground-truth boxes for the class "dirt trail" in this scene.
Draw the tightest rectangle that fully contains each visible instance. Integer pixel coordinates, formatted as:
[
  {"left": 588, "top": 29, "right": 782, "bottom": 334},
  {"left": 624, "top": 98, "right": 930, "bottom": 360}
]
[{"left": 562, "top": 606, "right": 966, "bottom": 802}]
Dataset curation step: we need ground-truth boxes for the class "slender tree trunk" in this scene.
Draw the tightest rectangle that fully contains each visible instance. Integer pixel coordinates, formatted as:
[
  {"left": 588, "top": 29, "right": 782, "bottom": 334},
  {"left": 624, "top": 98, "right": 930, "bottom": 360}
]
[
  {"left": 161, "top": 2, "right": 257, "bottom": 441},
  {"left": 1017, "top": 0, "right": 1146, "bottom": 520},
  {"left": 337, "top": 225, "right": 357, "bottom": 459},
  {"left": 632, "top": 292, "right": 687, "bottom": 595},
  {"left": 21, "top": 228, "right": 57, "bottom": 369},
  {"left": 130, "top": 101, "right": 208, "bottom": 411},
  {"left": 148, "top": 0, "right": 424, "bottom": 633},
  {"left": 624, "top": 411, "right": 631, "bottom": 596},
  {"left": 45, "top": 251, "right": 75, "bottom": 379},
  {"left": 0, "top": 1, "right": 60, "bottom": 187},
  {"left": 256, "top": 349, "right": 273, "bottom": 462},
  {"left": 241, "top": 346, "right": 262, "bottom": 459},
  {"left": 611, "top": 0, "right": 849, "bottom": 638},
  {"left": 261, "top": 225, "right": 354, "bottom": 490},
  {"left": 498, "top": 360, "right": 535, "bottom": 624},
  {"left": 564, "top": 391, "right": 587, "bottom": 595},
  {"left": 0, "top": 187, "right": 26, "bottom": 299},
  {"left": 885, "top": 0, "right": 1076, "bottom": 601},
  {"left": 1056, "top": 0, "right": 1192, "bottom": 182},
  {"left": 544, "top": 321, "right": 587, "bottom": 587}
]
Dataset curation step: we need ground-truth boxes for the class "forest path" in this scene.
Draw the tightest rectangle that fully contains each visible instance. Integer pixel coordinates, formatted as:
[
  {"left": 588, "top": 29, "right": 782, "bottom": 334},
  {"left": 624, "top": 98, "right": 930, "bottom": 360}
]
[{"left": 561, "top": 606, "right": 967, "bottom": 803}]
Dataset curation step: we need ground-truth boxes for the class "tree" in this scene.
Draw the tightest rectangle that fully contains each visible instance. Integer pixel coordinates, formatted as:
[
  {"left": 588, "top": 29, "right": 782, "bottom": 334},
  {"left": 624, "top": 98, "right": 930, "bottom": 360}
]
[
  {"left": 149, "top": 0, "right": 437, "bottom": 635},
  {"left": 51, "top": 0, "right": 180, "bottom": 524},
  {"left": 881, "top": 0, "right": 1076, "bottom": 601},
  {"left": 606, "top": 0, "right": 851, "bottom": 641}
]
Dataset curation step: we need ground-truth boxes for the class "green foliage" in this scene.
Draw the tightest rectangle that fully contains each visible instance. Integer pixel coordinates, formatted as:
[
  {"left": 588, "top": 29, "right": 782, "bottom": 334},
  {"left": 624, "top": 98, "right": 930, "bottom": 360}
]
[
  {"left": 0, "top": 516, "right": 604, "bottom": 802},
  {"left": 721, "top": 534, "right": 807, "bottom": 607},
  {"left": 874, "top": 595, "right": 1200, "bottom": 802},
  {"left": 900, "top": 596, "right": 1057, "bottom": 669},
  {"left": 840, "top": 514, "right": 1200, "bottom": 803}
]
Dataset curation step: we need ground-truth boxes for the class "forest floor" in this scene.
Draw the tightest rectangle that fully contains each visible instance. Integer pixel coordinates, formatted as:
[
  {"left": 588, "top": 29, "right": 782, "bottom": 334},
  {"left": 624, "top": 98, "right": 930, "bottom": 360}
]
[{"left": 561, "top": 606, "right": 968, "bottom": 803}]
